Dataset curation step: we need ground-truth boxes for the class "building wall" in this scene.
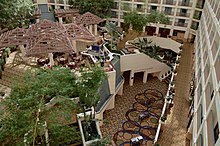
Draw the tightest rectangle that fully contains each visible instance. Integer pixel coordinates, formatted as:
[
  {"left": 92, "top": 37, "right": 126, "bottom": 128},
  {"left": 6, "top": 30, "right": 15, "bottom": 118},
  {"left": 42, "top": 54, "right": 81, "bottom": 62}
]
[
  {"left": 111, "top": 0, "right": 205, "bottom": 40},
  {"left": 33, "top": 0, "right": 70, "bottom": 10},
  {"left": 192, "top": 0, "right": 220, "bottom": 145}
]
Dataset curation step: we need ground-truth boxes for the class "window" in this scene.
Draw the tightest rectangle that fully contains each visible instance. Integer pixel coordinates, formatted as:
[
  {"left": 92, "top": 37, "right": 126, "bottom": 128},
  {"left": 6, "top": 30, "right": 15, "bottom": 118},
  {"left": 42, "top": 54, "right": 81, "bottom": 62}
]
[
  {"left": 200, "top": 104, "right": 203, "bottom": 125},
  {"left": 151, "top": 6, "right": 157, "bottom": 11},
  {"left": 214, "top": 123, "right": 219, "bottom": 143},
  {"left": 165, "top": 7, "right": 172, "bottom": 14},
  {"left": 180, "top": 9, "right": 187, "bottom": 13}
]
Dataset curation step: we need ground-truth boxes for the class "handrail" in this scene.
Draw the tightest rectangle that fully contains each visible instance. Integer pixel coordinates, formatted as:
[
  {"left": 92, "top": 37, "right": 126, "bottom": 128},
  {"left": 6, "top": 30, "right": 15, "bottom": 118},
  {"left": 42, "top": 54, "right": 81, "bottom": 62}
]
[{"left": 154, "top": 53, "right": 181, "bottom": 143}]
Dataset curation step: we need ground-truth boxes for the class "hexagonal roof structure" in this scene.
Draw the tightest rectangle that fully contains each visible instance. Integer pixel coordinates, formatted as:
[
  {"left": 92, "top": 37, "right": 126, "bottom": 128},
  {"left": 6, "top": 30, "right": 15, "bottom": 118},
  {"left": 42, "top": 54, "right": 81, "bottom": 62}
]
[
  {"left": 75, "top": 12, "right": 104, "bottom": 26},
  {"left": 65, "top": 23, "right": 95, "bottom": 41}
]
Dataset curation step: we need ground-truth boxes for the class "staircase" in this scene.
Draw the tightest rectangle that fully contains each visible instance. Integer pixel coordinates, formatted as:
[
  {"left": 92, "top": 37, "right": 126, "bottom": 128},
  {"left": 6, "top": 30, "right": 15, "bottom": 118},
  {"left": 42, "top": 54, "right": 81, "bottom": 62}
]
[
  {"left": 0, "top": 66, "right": 24, "bottom": 87},
  {"left": 117, "top": 30, "right": 140, "bottom": 49}
]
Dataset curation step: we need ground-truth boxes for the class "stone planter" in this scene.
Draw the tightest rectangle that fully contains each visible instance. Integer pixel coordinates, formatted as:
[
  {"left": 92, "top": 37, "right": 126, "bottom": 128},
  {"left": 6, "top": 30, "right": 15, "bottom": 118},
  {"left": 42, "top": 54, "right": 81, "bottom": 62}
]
[{"left": 77, "top": 112, "right": 102, "bottom": 146}]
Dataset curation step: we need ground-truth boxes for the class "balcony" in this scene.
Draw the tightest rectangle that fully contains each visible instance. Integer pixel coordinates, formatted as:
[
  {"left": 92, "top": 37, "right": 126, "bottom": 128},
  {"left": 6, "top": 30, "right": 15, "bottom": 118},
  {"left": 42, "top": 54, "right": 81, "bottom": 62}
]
[
  {"left": 196, "top": 3, "right": 204, "bottom": 9},
  {"left": 136, "top": 8, "right": 145, "bottom": 12},
  {"left": 134, "top": 0, "right": 145, "bottom": 2},
  {"left": 48, "top": 0, "right": 55, "bottom": 3},
  {"left": 175, "top": 22, "right": 187, "bottom": 27},
  {"left": 164, "top": 11, "right": 174, "bottom": 16},
  {"left": 163, "top": 0, "right": 174, "bottom": 5},
  {"left": 191, "top": 25, "right": 198, "bottom": 30},
  {"left": 57, "top": 0, "right": 64, "bottom": 4},
  {"left": 178, "top": 2, "right": 192, "bottom": 7},
  {"left": 176, "top": 12, "right": 190, "bottom": 17},
  {"left": 193, "top": 15, "right": 201, "bottom": 20},
  {"left": 148, "top": 0, "right": 160, "bottom": 4}
]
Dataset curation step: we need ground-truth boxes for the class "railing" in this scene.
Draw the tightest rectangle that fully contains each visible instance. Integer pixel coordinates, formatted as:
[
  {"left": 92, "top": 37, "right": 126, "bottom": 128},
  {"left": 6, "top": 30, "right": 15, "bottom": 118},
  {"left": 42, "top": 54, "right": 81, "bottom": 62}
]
[
  {"left": 196, "top": 3, "right": 204, "bottom": 9},
  {"left": 163, "top": 11, "right": 174, "bottom": 16},
  {"left": 58, "top": 0, "right": 64, "bottom": 4},
  {"left": 48, "top": 0, "right": 55, "bottom": 3},
  {"left": 148, "top": 0, "right": 160, "bottom": 4},
  {"left": 163, "top": 0, "right": 174, "bottom": 5},
  {"left": 134, "top": 0, "right": 145, "bottom": 2},
  {"left": 191, "top": 25, "right": 198, "bottom": 30},
  {"left": 154, "top": 55, "right": 181, "bottom": 144},
  {"left": 193, "top": 15, "right": 201, "bottom": 20},
  {"left": 176, "top": 12, "right": 190, "bottom": 17},
  {"left": 136, "top": 8, "right": 145, "bottom": 12},
  {"left": 175, "top": 22, "right": 187, "bottom": 27},
  {"left": 178, "top": 2, "right": 192, "bottom": 7}
]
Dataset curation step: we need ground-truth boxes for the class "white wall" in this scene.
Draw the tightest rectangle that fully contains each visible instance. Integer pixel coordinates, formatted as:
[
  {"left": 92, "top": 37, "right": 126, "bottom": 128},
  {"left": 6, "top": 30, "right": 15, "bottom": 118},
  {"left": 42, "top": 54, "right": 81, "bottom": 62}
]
[{"left": 120, "top": 53, "right": 171, "bottom": 74}]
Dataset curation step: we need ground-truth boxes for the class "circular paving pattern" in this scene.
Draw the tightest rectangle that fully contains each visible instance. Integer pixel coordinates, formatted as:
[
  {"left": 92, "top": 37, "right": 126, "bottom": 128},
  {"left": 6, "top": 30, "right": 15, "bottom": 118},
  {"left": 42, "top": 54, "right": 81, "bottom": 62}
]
[{"left": 113, "top": 89, "right": 164, "bottom": 146}]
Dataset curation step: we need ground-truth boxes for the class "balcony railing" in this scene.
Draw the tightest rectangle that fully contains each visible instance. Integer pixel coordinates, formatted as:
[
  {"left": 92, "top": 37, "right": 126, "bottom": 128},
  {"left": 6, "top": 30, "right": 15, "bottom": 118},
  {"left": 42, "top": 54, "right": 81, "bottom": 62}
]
[
  {"left": 178, "top": 2, "right": 192, "bottom": 7},
  {"left": 48, "top": 0, "right": 55, "bottom": 3},
  {"left": 136, "top": 8, "right": 145, "bottom": 12},
  {"left": 134, "top": 0, "right": 145, "bottom": 2},
  {"left": 58, "top": 0, "right": 64, "bottom": 4},
  {"left": 196, "top": 3, "right": 204, "bottom": 9},
  {"left": 163, "top": 0, "right": 174, "bottom": 5},
  {"left": 176, "top": 12, "right": 190, "bottom": 17},
  {"left": 147, "top": 9, "right": 157, "bottom": 13},
  {"left": 191, "top": 25, "right": 198, "bottom": 30},
  {"left": 193, "top": 15, "right": 201, "bottom": 20},
  {"left": 163, "top": 11, "right": 174, "bottom": 15},
  {"left": 148, "top": 0, "right": 160, "bottom": 4},
  {"left": 175, "top": 22, "right": 187, "bottom": 27}
]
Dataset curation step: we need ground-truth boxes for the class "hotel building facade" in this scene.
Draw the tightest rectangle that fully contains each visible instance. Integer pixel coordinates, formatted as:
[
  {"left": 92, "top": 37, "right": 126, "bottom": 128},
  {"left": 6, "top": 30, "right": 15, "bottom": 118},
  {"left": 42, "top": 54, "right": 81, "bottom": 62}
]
[
  {"left": 186, "top": 0, "right": 220, "bottom": 145},
  {"left": 111, "top": 0, "right": 205, "bottom": 41}
]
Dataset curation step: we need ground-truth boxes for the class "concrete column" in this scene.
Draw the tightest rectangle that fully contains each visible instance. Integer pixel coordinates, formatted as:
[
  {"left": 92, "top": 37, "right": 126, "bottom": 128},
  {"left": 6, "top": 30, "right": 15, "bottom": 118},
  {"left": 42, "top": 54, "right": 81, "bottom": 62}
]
[
  {"left": 48, "top": 53, "right": 54, "bottom": 66},
  {"left": 36, "top": 19, "right": 40, "bottom": 23},
  {"left": 142, "top": 26, "right": 146, "bottom": 32},
  {"left": 58, "top": 17, "right": 63, "bottom": 24},
  {"left": 89, "top": 25, "right": 93, "bottom": 34},
  {"left": 94, "top": 24, "right": 98, "bottom": 35},
  {"left": 19, "top": 45, "right": 28, "bottom": 62},
  {"left": 156, "top": 26, "right": 160, "bottom": 35},
  {"left": 72, "top": 40, "right": 77, "bottom": 52},
  {"left": 117, "top": 85, "right": 123, "bottom": 96},
  {"left": 129, "top": 70, "right": 134, "bottom": 86},
  {"left": 143, "top": 71, "right": 148, "bottom": 83},
  {"left": 169, "top": 28, "right": 174, "bottom": 36}
]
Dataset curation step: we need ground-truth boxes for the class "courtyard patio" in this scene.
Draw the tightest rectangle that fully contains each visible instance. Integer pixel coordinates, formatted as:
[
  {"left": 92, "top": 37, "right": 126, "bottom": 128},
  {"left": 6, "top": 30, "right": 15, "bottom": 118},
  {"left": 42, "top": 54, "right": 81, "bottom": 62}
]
[{"left": 100, "top": 72, "right": 168, "bottom": 146}]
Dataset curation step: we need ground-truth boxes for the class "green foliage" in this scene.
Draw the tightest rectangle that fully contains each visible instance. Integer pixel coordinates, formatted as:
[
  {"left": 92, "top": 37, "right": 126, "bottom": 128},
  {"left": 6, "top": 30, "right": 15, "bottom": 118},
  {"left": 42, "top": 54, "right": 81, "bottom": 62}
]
[
  {"left": 78, "top": 67, "right": 107, "bottom": 113},
  {"left": 70, "top": 0, "right": 113, "bottom": 18},
  {"left": 124, "top": 11, "right": 147, "bottom": 32},
  {"left": 0, "top": 67, "right": 80, "bottom": 145},
  {"left": 146, "top": 11, "right": 170, "bottom": 25},
  {"left": 0, "top": 0, "right": 34, "bottom": 30}
]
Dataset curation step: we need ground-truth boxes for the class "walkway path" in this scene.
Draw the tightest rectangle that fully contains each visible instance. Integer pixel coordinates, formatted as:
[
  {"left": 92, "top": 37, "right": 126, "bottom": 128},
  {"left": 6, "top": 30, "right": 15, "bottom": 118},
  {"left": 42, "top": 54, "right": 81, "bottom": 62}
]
[{"left": 157, "top": 43, "right": 194, "bottom": 146}]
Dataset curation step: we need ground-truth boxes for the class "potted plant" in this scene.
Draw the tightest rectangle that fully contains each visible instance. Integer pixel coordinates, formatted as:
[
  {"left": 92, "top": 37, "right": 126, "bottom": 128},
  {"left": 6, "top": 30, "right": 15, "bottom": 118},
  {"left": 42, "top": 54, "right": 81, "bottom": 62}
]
[
  {"left": 170, "top": 81, "right": 175, "bottom": 88},
  {"left": 160, "top": 114, "right": 167, "bottom": 123},
  {"left": 77, "top": 67, "right": 107, "bottom": 146},
  {"left": 173, "top": 70, "right": 177, "bottom": 76}
]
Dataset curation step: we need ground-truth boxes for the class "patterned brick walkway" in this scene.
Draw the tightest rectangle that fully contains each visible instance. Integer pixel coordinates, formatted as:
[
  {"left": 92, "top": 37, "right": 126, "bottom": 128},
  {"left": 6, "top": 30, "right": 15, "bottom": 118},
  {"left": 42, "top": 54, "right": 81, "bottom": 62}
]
[
  {"left": 100, "top": 72, "right": 168, "bottom": 145},
  {"left": 157, "top": 43, "right": 194, "bottom": 146}
]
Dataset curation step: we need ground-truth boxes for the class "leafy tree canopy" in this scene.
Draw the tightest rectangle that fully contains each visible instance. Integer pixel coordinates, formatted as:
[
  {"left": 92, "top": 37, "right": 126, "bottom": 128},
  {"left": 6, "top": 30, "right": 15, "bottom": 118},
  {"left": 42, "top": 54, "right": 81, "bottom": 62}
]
[
  {"left": 124, "top": 11, "right": 147, "bottom": 32},
  {"left": 146, "top": 11, "right": 170, "bottom": 25},
  {"left": 124, "top": 11, "right": 170, "bottom": 32},
  {"left": 70, "top": 0, "right": 114, "bottom": 18},
  {"left": 0, "top": 0, "right": 34, "bottom": 30},
  {"left": 0, "top": 67, "right": 82, "bottom": 145}
]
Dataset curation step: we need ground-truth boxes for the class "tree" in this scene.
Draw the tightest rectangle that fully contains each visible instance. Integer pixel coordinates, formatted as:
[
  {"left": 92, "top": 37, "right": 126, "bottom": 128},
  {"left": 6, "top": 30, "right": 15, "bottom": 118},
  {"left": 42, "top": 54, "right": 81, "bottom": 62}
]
[
  {"left": 0, "top": 0, "right": 34, "bottom": 30},
  {"left": 105, "top": 22, "right": 122, "bottom": 49},
  {"left": 0, "top": 67, "right": 81, "bottom": 145},
  {"left": 124, "top": 11, "right": 147, "bottom": 32},
  {"left": 78, "top": 66, "right": 107, "bottom": 120},
  {"left": 70, "top": 0, "right": 113, "bottom": 18},
  {"left": 146, "top": 11, "right": 170, "bottom": 26}
]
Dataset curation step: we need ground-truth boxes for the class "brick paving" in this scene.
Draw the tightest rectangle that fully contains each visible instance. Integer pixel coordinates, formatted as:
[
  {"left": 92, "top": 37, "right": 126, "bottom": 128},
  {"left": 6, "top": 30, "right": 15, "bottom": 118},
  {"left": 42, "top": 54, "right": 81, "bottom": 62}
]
[
  {"left": 157, "top": 43, "right": 194, "bottom": 146},
  {"left": 100, "top": 72, "right": 168, "bottom": 146}
]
